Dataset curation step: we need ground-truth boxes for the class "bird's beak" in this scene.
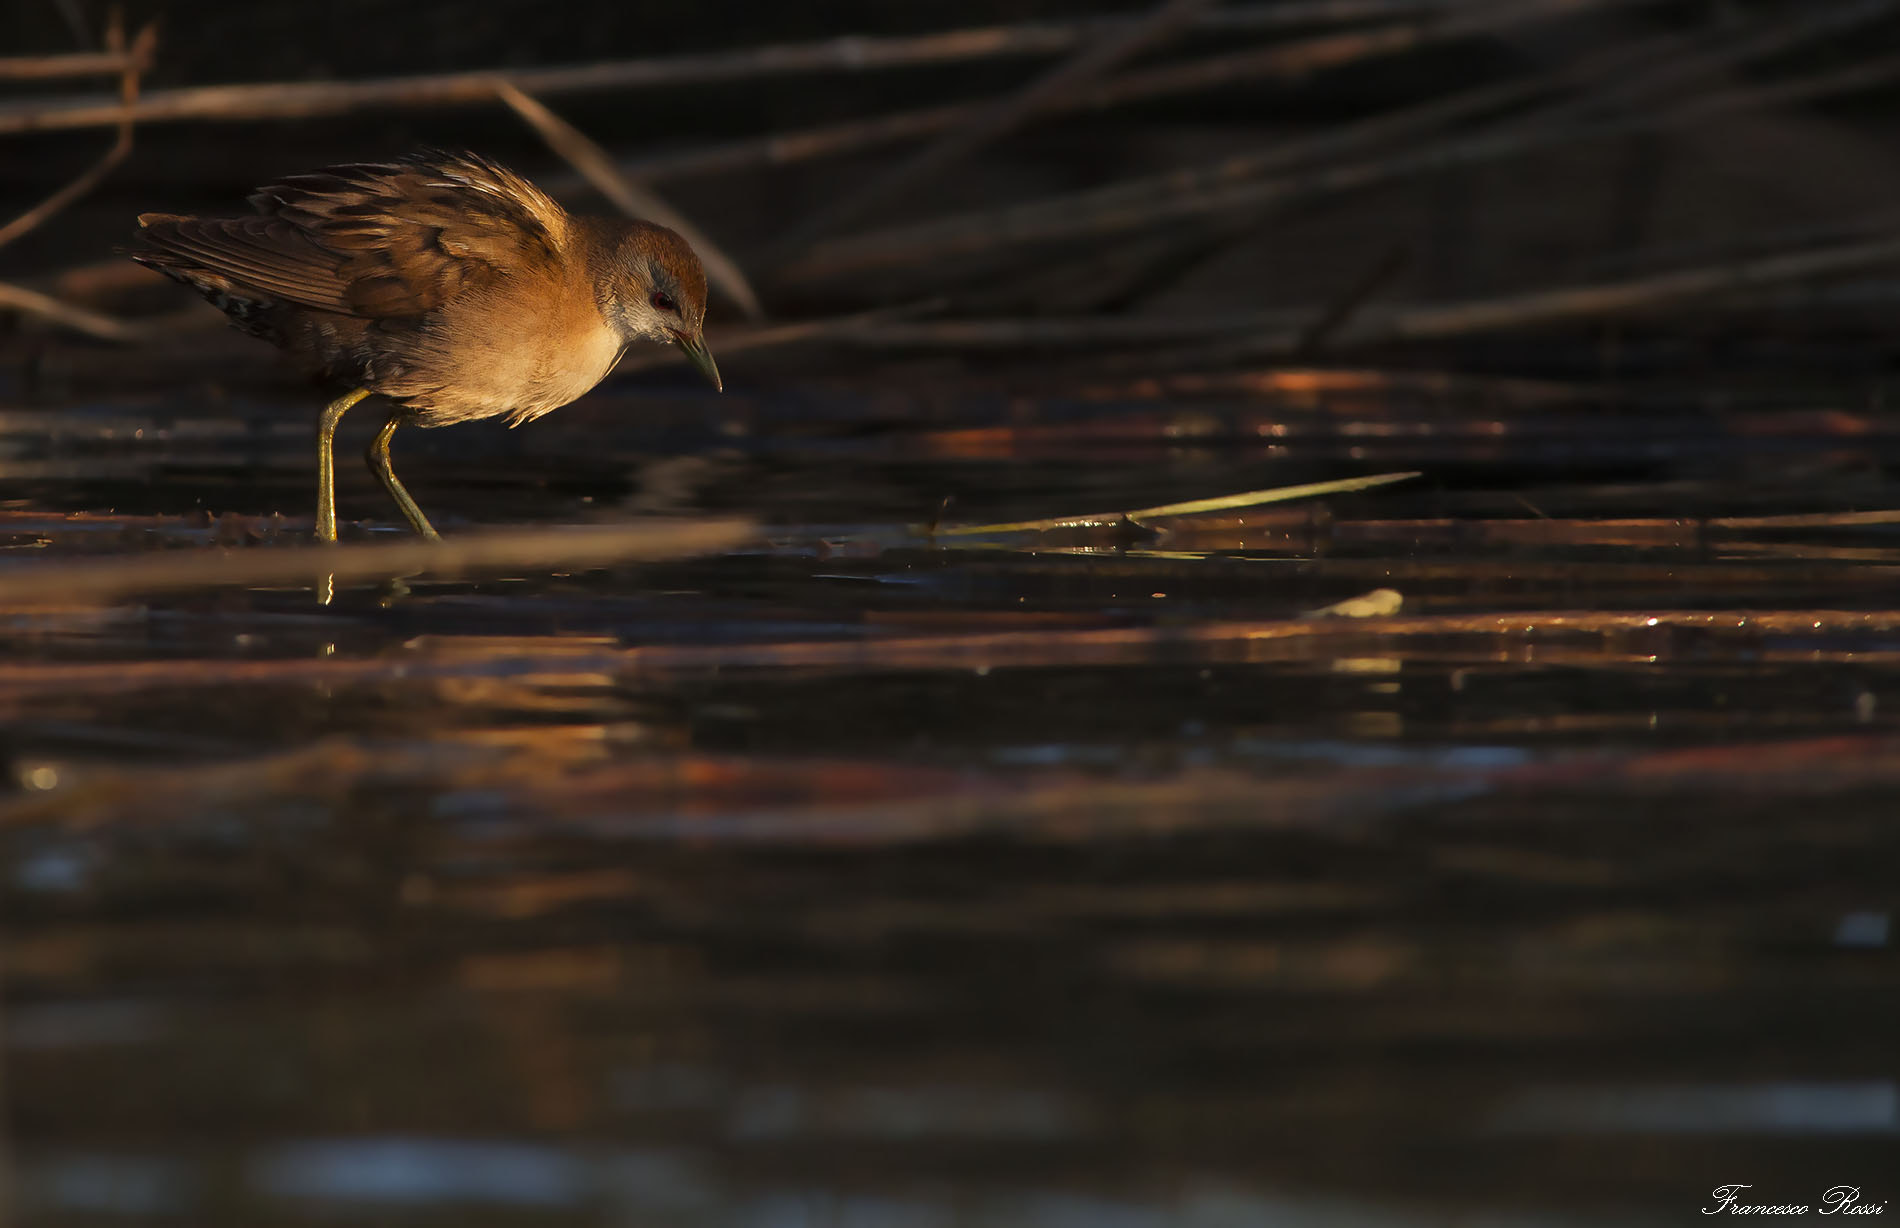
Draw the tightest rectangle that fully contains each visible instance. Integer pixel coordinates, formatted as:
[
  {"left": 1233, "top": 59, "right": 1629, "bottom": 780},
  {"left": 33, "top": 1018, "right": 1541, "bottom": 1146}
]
[{"left": 674, "top": 332, "right": 722, "bottom": 392}]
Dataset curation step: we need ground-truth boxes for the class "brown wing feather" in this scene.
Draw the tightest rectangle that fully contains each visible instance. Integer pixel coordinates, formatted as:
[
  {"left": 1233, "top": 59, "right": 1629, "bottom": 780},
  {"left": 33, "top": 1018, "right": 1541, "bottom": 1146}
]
[
  {"left": 138, "top": 149, "right": 568, "bottom": 322},
  {"left": 246, "top": 149, "right": 569, "bottom": 318},
  {"left": 136, "top": 214, "right": 355, "bottom": 312}
]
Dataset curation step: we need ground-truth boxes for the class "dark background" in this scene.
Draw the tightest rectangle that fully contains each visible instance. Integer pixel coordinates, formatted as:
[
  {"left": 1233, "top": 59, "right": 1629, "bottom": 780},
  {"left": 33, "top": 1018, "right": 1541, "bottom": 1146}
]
[{"left": 11, "top": 0, "right": 1900, "bottom": 360}]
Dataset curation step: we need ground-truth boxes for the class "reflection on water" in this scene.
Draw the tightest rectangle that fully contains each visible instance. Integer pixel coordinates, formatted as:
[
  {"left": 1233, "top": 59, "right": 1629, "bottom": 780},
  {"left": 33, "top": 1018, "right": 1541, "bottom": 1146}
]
[
  {"left": 1489, "top": 1082, "right": 1899, "bottom": 1136},
  {"left": 6, "top": 380, "right": 1900, "bottom": 1224},
  {"left": 21, "top": 1144, "right": 1688, "bottom": 1226}
]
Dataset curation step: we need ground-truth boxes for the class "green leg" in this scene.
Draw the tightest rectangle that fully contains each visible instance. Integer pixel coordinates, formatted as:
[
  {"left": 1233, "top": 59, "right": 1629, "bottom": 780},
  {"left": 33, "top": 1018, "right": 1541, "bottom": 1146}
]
[
  {"left": 316, "top": 388, "right": 371, "bottom": 543},
  {"left": 366, "top": 409, "right": 441, "bottom": 541}
]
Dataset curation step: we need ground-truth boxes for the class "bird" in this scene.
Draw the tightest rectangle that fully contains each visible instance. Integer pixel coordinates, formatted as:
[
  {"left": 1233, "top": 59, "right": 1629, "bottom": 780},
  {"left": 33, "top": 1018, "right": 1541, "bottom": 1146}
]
[{"left": 131, "top": 148, "right": 723, "bottom": 542}]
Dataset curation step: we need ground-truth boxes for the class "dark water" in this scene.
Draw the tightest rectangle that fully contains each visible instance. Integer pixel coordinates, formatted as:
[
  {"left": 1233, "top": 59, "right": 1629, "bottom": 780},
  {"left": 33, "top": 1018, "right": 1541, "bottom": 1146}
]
[{"left": 4, "top": 373, "right": 1898, "bottom": 1225}]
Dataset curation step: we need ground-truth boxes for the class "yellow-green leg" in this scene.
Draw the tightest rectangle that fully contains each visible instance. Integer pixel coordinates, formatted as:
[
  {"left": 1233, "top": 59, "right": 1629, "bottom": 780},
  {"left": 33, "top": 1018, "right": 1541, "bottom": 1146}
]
[
  {"left": 316, "top": 388, "right": 371, "bottom": 543},
  {"left": 367, "top": 409, "right": 440, "bottom": 541}
]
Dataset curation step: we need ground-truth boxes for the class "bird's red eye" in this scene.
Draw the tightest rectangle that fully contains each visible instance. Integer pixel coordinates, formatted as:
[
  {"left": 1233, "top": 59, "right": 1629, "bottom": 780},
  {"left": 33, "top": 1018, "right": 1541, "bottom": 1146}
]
[{"left": 649, "top": 291, "right": 676, "bottom": 313}]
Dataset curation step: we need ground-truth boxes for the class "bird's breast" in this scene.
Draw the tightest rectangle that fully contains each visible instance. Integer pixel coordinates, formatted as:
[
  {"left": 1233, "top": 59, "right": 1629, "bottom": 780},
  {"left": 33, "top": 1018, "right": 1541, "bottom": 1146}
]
[
  {"left": 401, "top": 283, "right": 625, "bottom": 427},
  {"left": 525, "top": 316, "right": 624, "bottom": 415}
]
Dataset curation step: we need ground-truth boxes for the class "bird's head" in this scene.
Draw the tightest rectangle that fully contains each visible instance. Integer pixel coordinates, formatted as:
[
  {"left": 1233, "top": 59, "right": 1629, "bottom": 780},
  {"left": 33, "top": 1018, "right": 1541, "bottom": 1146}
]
[{"left": 603, "top": 222, "right": 720, "bottom": 391}]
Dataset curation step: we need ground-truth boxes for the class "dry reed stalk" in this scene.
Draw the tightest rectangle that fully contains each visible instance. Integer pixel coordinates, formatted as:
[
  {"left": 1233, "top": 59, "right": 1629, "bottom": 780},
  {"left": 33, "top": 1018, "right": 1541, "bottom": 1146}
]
[
  {"left": 0, "top": 45, "right": 153, "bottom": 81},
  {"left": 492, "top": 80, "right": 764, "bottom": 320},
  {"left": 763, "top": 0, "right": 1670, "bottom": 279},
  {"left": 1709, "top": 509, "right": 1900, "bottom": 530},
  {"left": 1370, "top": 232, "right": 1900, "bottom": 343},
  {"left": 607, "top": 8, "right": 1485, "bottom": 189},
  {"left": 777, "top": 0, "right": 1215, "bottom": 249},
  {"left": 34, "top": 257, "right": 164, "bottom": 302},
  {"left": 0, "top": 282, "right": 149, "bottom": 342},
  {"left": 1528, "top": 0, "right": 1900, "bottom": 126},
  {"left": 0, "top": 1, "right": 1464, "bottom": 136},
  {"left": 761, "top": 0, "right": 1670, "bottom": 273},
  {"left": 1665, "top": 48, "right": 1900, "bottom": 122},
  {"left": 873, "top": 21, "right": 1714, "bottom": 275},
  {"left": 929, "top": 472, "right": 1421, "bottom": 536},
  {"left": 1005, "top": 0, "right": 1664, "bottom": 113},
  {"left": 0, "top": 519, "right": 754, "bottom": 608},
  {"left": 779, "top": 40, "right": 1900, "bottom": 285},
  {"left": 814, "top": 228, "right": 1900, "bottom": 360},
  {"left": 793, "top": 0, "right": 1885, "bottom": 288},
  {"left": 609, "top": 18, "right": 1449, "bottom": 187},
  {"left": 0, "top": 15, "right": 158, "bottom": 341},
  {"left": 1294, "top": 246, "right": 1411, "bottom": 355},
  {"left": 0, "top": 16, "right": 156, "bottom": 252}
]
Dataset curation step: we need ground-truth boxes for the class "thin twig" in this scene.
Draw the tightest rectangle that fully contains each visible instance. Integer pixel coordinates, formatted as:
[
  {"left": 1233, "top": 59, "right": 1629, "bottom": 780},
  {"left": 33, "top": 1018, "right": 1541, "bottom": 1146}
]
[
  {"left": 493, "top": 79, "right": 764, "bottom": 320},
  {"left": 0, "top": 2, "right": 1466, "bottom": 136},
  {"left": 777, "top": 0, "right": 1213, "bottom": 250},
  {"left": 0, "top": 45, "right": 152, "bottom": 81},
  {"left": 0, "top": 16, "right": 156, "bottom": 253},
  {"left": 0, "top": 282, "right": 151, "bottom": 342},
  {"left": 930, "top": 473, "right": 1421, "bottom": 536}
]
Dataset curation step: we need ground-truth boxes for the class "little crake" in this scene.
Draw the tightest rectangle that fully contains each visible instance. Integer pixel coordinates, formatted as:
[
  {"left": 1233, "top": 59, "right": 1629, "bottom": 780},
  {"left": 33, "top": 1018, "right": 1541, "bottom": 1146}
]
[{"left": 133, "top": 149, "right": 722, "bottom": 541}]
